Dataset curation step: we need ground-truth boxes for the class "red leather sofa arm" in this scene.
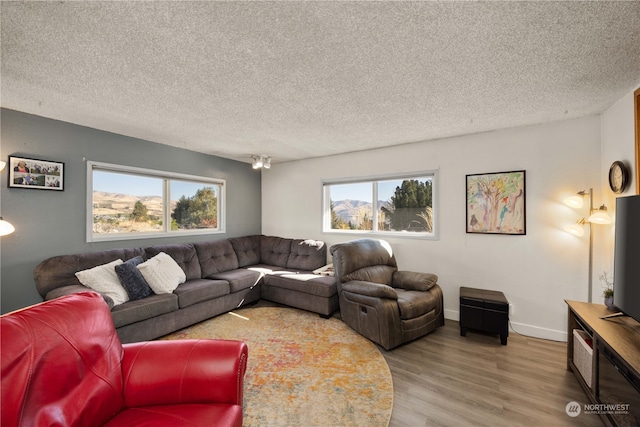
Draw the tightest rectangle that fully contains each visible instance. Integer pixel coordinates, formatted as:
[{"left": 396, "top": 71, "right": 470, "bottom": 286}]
[{"left": 121, "top": 339, "right": 248, "bottom": 408}]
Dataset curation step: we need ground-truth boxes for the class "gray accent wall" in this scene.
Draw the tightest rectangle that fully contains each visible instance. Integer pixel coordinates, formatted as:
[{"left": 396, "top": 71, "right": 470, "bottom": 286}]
[{"left": 0, "top": 108, "right": 262, "bottom": 313}]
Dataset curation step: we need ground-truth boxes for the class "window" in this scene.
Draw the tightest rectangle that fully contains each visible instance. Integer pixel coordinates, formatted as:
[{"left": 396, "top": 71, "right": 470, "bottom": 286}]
[
  {"left": 87, "top": 161, "right": 225, "bottom": 242},
  {"left": 323, "top": 172, "right": 437, "bottom": 238}
]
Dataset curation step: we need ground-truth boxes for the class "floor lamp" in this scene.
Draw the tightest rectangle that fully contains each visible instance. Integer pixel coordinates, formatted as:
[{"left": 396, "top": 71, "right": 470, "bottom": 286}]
[{"left": 564, "top": 188, "right": 611, "bottom": 303}]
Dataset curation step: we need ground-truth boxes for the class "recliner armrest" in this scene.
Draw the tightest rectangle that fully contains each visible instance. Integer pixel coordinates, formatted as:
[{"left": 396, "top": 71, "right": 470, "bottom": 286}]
[
  {"left": 342, "top": 280, "right": 398, "bottom": 300},
  {"left": 121, "top": 339, "right": 248, "bottom": 408},
  {"left": 392, "top": 271, "right": 438, "bottom": 291}
]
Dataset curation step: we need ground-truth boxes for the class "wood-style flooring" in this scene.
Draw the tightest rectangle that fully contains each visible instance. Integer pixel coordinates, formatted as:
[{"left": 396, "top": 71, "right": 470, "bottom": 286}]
[{"left": 381, "top": 320, "right": 604, "bottom": 427}]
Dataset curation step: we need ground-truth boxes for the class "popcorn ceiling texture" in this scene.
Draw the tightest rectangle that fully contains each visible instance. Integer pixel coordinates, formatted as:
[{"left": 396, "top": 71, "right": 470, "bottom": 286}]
[{"left": 1, "top": 1, "right": 639, "bottom": 164}]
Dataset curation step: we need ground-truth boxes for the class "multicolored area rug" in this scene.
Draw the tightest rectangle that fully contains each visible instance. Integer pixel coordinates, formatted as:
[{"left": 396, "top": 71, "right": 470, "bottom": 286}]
[{"left": 161, "top": 307, "right": 393, "bottom": 426}]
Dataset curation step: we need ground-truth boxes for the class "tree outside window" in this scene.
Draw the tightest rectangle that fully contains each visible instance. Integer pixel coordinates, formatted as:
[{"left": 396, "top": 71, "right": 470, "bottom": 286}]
[
  {"left": 325, "top": 173, "right": 435, "bottom": 236},
  {"left": 89, "top": 162, "right": 224, "bottom": 242}
]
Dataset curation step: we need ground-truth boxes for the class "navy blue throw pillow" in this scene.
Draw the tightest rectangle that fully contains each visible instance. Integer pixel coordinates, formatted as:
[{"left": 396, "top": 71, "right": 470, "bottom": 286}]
[{"left": 115, "top": 256, "right": 154, "bottom": 300}]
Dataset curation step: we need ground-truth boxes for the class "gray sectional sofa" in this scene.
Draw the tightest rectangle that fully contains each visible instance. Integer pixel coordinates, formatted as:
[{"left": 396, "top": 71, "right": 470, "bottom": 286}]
[{"left": 34, "top": 235, "right": 337, "bottom": 343}]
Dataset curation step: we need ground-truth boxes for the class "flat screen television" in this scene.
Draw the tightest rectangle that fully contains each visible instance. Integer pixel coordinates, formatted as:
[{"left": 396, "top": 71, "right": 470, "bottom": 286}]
[{"left": 612, "top": 194, "right": 640, "bottom": 323}]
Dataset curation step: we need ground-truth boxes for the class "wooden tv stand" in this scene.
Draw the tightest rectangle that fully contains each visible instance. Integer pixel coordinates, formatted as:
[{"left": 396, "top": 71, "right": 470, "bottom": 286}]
[{"left": 566, "top": 300, "right": 640, "bottom": 426}]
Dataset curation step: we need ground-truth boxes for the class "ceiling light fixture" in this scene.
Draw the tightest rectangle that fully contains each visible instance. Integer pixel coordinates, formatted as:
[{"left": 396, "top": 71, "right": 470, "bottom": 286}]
[{"left": 252, "top": 155, "right": 271, "bottom": 170}]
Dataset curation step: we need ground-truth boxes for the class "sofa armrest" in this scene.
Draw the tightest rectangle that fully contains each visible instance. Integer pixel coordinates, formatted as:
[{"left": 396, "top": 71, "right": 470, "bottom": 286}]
[
  {"left": 44, "top": 285, "right": 115, "bottom": 309},
  {"left": 121, "top": 339, "right": 248, "bottom": 407},
  {"left": 392, "top": 271, "right": 438, "bottom": 291},
  {"left": 342, "top": 280, "right": 398, "bottom": 300}
]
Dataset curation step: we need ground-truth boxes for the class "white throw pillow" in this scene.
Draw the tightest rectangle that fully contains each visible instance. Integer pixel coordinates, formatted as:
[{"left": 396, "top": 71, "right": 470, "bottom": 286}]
[
  {"left": 75, "top": 259, "right": 129, "bottom": 306},
  {"left": 136, "top": 252, "right": 186, "bottom": 294}
]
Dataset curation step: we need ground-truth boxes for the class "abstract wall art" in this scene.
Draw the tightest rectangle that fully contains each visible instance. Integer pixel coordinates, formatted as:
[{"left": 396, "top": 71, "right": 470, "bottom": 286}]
[{"left": 466, "top": 170, "right": 525, "bottom": 235}]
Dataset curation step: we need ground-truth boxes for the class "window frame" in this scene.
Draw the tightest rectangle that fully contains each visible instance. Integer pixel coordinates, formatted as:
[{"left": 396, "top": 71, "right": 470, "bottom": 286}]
[
  {"left": 87, "top": 161, "right": 226, "bottom": 242},
  {"left": 322, "top": 170, "right": 438, "bottom": 240}
]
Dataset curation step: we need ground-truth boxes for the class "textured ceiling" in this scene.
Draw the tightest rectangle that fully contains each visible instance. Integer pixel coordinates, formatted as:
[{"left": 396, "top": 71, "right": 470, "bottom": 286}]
[{"left": 2, "top": 1, "right": 640, "bottom": 165}]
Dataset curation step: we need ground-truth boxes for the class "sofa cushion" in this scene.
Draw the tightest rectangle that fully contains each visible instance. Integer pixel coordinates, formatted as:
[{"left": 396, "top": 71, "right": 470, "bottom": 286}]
[
  {"left": 34, "top": 247, "right": 146, "bottom": 298},
  {"left": 263, "top": 273, "right": 337, "bottom": 298},
  {"left": 396, "top": 289, "right": 437, "bottom": 320},
  {"left": 344, "top": 265, "right": 396, "bottom": 285},
  {"left": 287, "top": 239, "right": 327, "bottom": 271},
  {"left": 75, "top": 259, "right": 129, "bottom": 306},
  {"left": 173, "top": 279, "right": 230, "bottom": 308},
  {"left": 111, "top": 293, "right": 178, "bottom": 328},
  {"left": 145, "top": 244, "right": 201, "bottom": 280},
  {"left": 229, "top": 235, "right": 261, "bottom": 267},
  {"left": 137, "top": 253, "right": 186, "bottom": 294},
  {"left": 260, "top": 236, "right": 292, "bottom": 267},
  {"left": 115, "top": 256, "right": 154, "bottom": 301},
  {"left": 246, "top": 264, "right": 287, "bottom": 275},
  {"left": 342, "top": 281, "right": 398, "bottom": 300},
  {"left": 393, "top": 271, "right": 438, "bottom": 292},
  {"left": 331, "top": 239, "right": 398, "bottom": 284},
  {"left": 209, "top": 269, "right": 263, "bottom": 293},
  {"left": 194, "top": 240, "right": 239, "bottom": 276}
]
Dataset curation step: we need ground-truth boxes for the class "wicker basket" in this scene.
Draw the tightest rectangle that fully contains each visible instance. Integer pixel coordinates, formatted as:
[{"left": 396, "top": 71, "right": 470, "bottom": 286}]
[{"left": 573, "top": 329, "right": 593, "bottom": 388}]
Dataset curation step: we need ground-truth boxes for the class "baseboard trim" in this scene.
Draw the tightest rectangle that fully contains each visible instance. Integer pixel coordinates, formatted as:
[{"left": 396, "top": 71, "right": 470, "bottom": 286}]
[{"left": 444, "top": 309, "right": 567, "bottom": 342}]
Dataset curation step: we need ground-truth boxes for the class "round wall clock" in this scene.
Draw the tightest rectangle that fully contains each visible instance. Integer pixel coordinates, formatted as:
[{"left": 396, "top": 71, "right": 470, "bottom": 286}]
[{"left": 608, "top": 161, "right": 628, "bottom": 194}]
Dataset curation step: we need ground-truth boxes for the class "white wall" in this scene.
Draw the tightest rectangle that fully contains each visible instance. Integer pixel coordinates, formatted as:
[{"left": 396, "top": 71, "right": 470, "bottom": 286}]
[
  {"left": 262, "top": 116, "right": 602, "bottom": 341},
  {"left": 595, "top": 85, "right": 640, "bottom": 301}
]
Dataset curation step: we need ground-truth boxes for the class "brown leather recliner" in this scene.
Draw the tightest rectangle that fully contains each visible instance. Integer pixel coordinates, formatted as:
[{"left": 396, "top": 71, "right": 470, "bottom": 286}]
[{"left": 330, "top": 238, "right": 444, "bottom": 350}]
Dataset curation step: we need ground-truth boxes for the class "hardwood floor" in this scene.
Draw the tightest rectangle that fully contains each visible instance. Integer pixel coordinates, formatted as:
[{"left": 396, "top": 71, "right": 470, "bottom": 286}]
[{"left": 381, "top": 320, "right": 604, "bottom": 427}]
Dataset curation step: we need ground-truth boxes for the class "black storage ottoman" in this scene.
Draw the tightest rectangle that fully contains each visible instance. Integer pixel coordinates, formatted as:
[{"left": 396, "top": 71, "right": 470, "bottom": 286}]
[{"left": 459, "top": 286, "right": 509, "bottom": 345}]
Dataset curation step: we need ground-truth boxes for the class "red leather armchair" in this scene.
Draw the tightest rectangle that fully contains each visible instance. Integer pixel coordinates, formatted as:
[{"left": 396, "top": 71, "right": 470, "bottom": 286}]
[{"left": 1, "top": 292, "right": 248, "bottom": 427}]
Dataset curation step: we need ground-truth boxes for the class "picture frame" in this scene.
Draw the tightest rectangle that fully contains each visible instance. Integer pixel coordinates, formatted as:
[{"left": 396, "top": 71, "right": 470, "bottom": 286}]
[
  {"left": 8, "top": 156, "right": 64, "bottom": 191},
  {"left": 466, "top": 170, "right": 525, "bottom": 235}
]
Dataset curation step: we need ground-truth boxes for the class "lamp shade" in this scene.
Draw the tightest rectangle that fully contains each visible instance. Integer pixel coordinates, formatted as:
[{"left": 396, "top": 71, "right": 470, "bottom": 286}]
[
  {"left": 564, "top": 223, "right": 585, "bottom": 237},
  {"left": 0, "top": 218, "right": 15, "bottom": 236},
  {"left": 588, "top": 205, "right": 612, "bottom": 225},
  {"left": 564, "top": 195, "right": 584, "bottom": 209},
  {"left": 564, "top": 219, "right": 586, "bottom": 237}
]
